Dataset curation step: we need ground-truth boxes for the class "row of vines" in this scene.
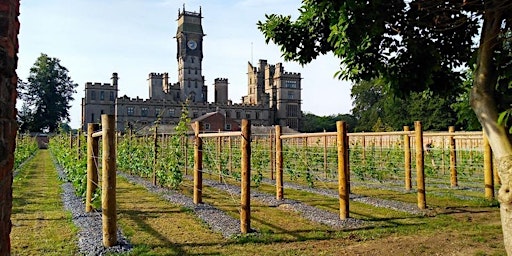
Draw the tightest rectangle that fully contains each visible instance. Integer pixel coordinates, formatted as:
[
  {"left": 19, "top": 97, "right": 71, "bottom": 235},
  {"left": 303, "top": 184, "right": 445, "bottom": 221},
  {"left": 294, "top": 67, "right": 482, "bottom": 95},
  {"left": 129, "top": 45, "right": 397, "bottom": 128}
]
[{"left": 14, "top": 135, "right": 39, "bottom": 170}]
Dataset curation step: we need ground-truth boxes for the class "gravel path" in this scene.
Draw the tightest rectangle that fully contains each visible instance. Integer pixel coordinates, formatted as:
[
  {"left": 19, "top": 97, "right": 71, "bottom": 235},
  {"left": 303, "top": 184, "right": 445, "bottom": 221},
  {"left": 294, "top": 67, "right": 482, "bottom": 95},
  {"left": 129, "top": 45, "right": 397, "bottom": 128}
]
[
  {"left": 261, "top": 178, "right": 426, "bottom": 215},
  {"left": 55, "top": 163, "right": 132, "bottom": 255},
  {"left": 199, "top": 177, "right": 366, "bottom": 229}
]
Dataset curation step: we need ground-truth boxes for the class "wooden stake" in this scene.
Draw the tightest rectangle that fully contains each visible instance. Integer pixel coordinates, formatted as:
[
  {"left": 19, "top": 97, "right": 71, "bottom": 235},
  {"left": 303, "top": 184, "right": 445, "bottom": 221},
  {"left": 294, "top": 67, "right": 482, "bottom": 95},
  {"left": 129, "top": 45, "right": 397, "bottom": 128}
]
[
  {"left": 86, "top": 123, "right": 99, "bottom": 212},
  {"left": 449, "top": 126, "right": 458, "bottom": 187},
  {"left": 193, "top": 121, "right": 203, "bottom": 204},
  {"left": 77, "top": 129, "right": 82, "bottom": 160},
  {"left": 153, "top": 126, "right": 158, "bottom": 186},
  {"left": 217, "top": 135, "right": 223, "bottom": 182},
  {"left": 483, "top": 132, "right": 494, "bottom": 200},
  {"left": 337, "top": 121, "right": 349, "bottom": 219},
  {"left": 323, "top": 131, "right": 328, "bottom": 179},
  {"left": 415, "top": 121, "right": 426, "bottom": 210},
  {"left": 403, "top": 126, "right": 412, "bottom": 191},
  {"left": 270, "top": 129, "right": 274, "bottom": 180},
  {"left": 102, "top": 114, "right": 117, "bottom": 247},
  {"left": 241, "top": 119, "right": 251, "bottom": 233},
  {"left": 275, "top": 125, "right": 284, "bottom": 200}
]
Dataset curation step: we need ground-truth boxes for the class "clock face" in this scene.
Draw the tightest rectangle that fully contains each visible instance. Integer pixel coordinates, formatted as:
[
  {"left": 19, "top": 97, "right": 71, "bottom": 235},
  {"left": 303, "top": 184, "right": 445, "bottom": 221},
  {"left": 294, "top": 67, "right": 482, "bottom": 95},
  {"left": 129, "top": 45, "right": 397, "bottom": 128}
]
[{"left": 187, "top": 40, "right": 197, "bottom": 50}]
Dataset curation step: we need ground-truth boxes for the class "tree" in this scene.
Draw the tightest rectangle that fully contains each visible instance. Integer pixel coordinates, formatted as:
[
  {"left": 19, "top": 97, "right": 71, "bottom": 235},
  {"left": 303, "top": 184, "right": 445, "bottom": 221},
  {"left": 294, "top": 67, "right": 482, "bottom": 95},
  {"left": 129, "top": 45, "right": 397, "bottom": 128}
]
[
  {"left": 258, "top": 0, "right": 512, "bottom": 252},
  {"left": 350, "top": 79, "right": 459, "bottom": 131},
  {"left": 301, "top": 112, "right": 357, "bottom": 133},
  {"left": 18, "top": 53, "right": 77, "bottom": 133}
]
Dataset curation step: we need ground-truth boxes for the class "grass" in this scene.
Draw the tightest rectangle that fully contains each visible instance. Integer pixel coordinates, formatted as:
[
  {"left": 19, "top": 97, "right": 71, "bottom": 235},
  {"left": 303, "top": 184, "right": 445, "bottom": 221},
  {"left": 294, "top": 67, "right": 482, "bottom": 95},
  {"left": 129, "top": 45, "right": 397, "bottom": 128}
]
[
  {"left": 9, "top": 148, "right": 507, "bottom": 255},
  {"left": 11, "top": 150, "right": 78, "bottom": 255}
]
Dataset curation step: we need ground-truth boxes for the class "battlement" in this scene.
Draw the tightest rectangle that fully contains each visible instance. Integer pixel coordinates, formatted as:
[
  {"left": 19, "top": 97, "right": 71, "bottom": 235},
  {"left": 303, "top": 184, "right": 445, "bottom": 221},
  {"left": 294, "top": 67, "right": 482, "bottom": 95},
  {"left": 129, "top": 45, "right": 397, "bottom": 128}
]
[
  {"left": 214, "top": 78, "right": 228, "bottom": 82},
  {"left": 85, "top": 82, "right": 115, "bottom": 88},
  {"left": 282, "top": 71, "right": 301, "bottom": 76}
]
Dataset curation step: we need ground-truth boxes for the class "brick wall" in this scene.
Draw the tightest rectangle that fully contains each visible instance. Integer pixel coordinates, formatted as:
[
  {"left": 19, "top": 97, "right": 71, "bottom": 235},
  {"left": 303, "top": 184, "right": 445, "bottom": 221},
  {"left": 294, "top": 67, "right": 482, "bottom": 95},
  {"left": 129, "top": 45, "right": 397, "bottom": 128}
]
[{"left": 0, "top": 0, "right": 19, "bottom": 254}]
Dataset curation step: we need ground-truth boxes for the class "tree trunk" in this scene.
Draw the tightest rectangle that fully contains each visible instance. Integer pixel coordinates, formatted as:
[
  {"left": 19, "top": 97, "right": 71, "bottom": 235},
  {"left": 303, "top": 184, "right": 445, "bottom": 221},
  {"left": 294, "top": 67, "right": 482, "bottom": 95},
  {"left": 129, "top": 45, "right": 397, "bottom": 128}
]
[{"left": 470, "top": 8, "right": 512, "bottom": 255}]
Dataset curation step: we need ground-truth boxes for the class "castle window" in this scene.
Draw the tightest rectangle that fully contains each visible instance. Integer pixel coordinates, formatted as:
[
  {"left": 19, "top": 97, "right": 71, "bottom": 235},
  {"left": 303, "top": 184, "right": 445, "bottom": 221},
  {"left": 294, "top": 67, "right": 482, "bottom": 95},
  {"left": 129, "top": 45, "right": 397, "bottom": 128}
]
[
  {"left": 169, "top": 109, "right": 175, "bottom": 117},
  {"left": 127, "top": 107, "right": 134, "bottom": 116},
  {"left": 91, "top": 91, "right": 96, "bottom": 100},
  {"left": 288, "top": 91, "right": 295, "bottom": 99},
  {"left": 91, "top": 113, "right": 95, "bottom": 122},
  {"left": 286, "top": 104, "right": 298, "bottom": 117},
  {"left": 155, "top": 108, "right": 161, "bottom": 117},
  {"left": 255, "top": 112, "right": 260, "bottom": 119},
  {"left": 204, "top": 123, "right": 210, "bottom": 130},
  {"left": 285, "top": 80, "right": 298, "bottom": 88},
  {"left": 188, "top": 69, "right": 190, "bottom": 74},
  {"left": 225, "top": 111, "right": 231, "bottom": 118},
  {"left": 225, "top": 123, "right": 231, "bottom": 130},
  {"left": 236, "top": 112, "right": 241, "bottom": 119},
  {"left": 141, "top": 107, "right": 148, "bottom": 117},
  {"left": 100, "top": 91, "right": 105, "bottom": 100},
  {"left": 195, "top": 70, "right": 197, "bottom": 75},
  {"left": 100, "top": 110, "right": 104, "bottom": 115},
  {"left": 193, "top": 112, "right": 198, "bottom": 118},
  {"left": 109, "top": 91, "right": 114, "bottom": 101},
  {"left": 191, "top": 57, "right": 194, "bottom": 63},
  {"left": 246, "top": 113, "right": 251, "bottom": 119}
]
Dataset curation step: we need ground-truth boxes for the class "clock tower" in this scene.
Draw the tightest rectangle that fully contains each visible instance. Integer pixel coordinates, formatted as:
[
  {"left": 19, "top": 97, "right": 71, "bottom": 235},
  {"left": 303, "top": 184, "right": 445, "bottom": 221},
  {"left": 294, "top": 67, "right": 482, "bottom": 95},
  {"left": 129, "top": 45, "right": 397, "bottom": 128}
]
[{"left": 176, "top": 5, "right": 206, "bottom": 103}]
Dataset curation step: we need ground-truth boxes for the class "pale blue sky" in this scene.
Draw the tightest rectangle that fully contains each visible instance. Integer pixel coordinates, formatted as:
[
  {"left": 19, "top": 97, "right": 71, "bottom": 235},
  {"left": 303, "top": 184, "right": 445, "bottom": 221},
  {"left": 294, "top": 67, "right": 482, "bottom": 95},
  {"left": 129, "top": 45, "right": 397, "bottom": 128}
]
[{"left": 18, "top": 0, "right": 352, "bottom": 129}]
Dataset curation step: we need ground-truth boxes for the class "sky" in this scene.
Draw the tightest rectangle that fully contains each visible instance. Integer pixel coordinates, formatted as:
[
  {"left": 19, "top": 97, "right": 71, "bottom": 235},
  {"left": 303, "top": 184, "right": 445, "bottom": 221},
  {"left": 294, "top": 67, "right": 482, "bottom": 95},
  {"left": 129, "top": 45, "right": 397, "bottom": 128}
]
[{"left": 17, "top": 0, "right": 353, "bottom": 129}]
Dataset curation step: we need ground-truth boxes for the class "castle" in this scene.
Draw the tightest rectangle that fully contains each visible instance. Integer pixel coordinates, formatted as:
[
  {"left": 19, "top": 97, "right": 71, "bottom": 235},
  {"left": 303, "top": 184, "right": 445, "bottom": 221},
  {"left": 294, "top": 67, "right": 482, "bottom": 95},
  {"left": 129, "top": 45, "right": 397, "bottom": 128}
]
[{"left": 81, "top": 6, "right": 302, "bottom": 132}]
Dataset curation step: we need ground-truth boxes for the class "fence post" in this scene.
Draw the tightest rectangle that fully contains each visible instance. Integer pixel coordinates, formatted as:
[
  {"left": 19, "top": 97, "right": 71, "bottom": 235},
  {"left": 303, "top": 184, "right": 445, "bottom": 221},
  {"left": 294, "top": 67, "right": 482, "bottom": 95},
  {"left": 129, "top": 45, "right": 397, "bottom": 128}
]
[
  {"left": 483, "top": 132, "right": 494, "bottom": 200},
  {"left": 77, "top": 129, "right": 82, "bottom": 160},
  {"left": 415, "top": 121, "right": 426, "bottom": 210},
  {"left": 449, "top": 126, "right": 458, "bottom": 187},
  {"left": 217, "top": 135, "right": 223, "bottom": 182},
  {"left": 241, "top": 119, "right": 251, "bottom": 233},
  {"left": 153, "top": 126, "right": 158, "bottom": 186},
  {"left": 323, "top": 130, "right": 328, "bottom": 179},
  {"left": 86, "top": 123, "right": 99, "bottom": 212},
  {"left": 102, "top": 114, "right": 117, "bottom": 247},
  {"left": 337, "top": 121, "right": 349, "bottom": 219},
  {"left": 194, "top": 121, "right": 203, "bottom": 204},
  {"left": 270, "top": 129, "right": 274, "bottom": 180},
  {"left": 403, "top": 126, "right": 412, "bottom": 191},
  {"left": 275, "top": 125, "right": 284, "bottom": 200}
]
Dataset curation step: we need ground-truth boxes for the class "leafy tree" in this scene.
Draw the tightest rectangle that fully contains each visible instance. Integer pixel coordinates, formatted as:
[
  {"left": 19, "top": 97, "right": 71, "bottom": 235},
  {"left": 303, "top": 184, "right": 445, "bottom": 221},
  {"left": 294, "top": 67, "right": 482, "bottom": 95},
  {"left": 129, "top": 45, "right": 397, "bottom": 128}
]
[
  {"left": 18, "top": 53, "right": 77, "bottom": 133},
  {"left": 350, "top": 79, "right": 458, "bottom": 131},
  {"left": 258, "top": 1, "right": 512, "bottom": 251},
  {"left": 301, "top": 112, "right": 357, "bottom": 133},
  {"left": 452, "top": 70, "right": 481, "bottom": 131}
]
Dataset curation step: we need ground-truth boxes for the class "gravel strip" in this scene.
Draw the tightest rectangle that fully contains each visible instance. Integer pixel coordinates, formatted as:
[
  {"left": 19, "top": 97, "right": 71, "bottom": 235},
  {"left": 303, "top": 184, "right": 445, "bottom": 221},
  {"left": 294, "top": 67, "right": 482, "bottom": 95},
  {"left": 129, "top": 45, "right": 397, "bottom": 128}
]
[
  {"left": 261, "top": 178, "right": 426, "bottom": 215},
  {"left": 55, "top": 163, "right": 132, "bottom": 255},
  {"left": 199, "top": 177, "right": 366, "bottom": 229},
  {"left": 119, "top": 172, "right": 241, "bottom": 238}
]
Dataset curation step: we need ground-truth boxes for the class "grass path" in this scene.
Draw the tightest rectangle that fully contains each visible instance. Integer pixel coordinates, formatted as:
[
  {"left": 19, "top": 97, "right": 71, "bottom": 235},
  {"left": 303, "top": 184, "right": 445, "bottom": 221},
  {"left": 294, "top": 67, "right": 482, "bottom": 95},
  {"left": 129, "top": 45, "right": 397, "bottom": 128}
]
[{"left": 11, "top": 150, "right": 78, "bottom": 255}]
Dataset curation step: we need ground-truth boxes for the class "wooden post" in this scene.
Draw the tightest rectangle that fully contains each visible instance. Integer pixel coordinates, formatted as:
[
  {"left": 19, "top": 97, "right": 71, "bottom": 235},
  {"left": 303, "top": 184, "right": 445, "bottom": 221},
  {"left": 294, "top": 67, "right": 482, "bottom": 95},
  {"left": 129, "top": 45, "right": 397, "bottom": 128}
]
[
  {"left": 153, "top": 126, "right": 158, "bottom": 186},
  {"left": 415, "top": 121, "right": 426, "bottom": 210},
  {"left": 275, "top": 125, "right": 284, "bottom": 200},
  {"left": 185, "top": 137, "right": 189, "bottom": 175},
  {"left": 217, "top": 135, "right": 223, "bottom": 182},
  {"left": 102, "top": 114, "right": 117, "bottom": 247},
  {"left": 337, "top": 121, "right": 349, "bottom": 219},
  {"left": 362, "top": 136, "right": 366, "bottom": 164},
  {"left": 194, "top": 121, "right": 203, "bottom": 204},
  {"left": 449, "top": 126, "right": 458, "bottom": 187},
  {"left": 270, "top": 129, "right": 274, "bottom": 180},
  {"left": 86, "top": 123, "right": 99, "bottom": 212},
  {"left": 77, "top": 129, "right": 82, "bottom": 160},
  {"left": 323, "top": 130, "right": 328, "bottom": 178},
  {"left": 241, "top": 119, "right": 251, "bottom": 233},
  {"left": 483, "top": 132, "right": 494, "bottom": 200},
  {"left": 403, "top": 126, "right": 412, "bottom": 191},
  {"left": 228, "top": 136, "right": 233, "bottom": 174}
]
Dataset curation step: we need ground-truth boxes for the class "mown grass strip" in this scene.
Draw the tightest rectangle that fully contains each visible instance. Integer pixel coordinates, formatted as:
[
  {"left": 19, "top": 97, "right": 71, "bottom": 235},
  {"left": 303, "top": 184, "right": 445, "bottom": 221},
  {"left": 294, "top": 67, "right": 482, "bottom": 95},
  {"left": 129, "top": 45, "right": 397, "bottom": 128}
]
[{"left": 11, "top": 150, "right": 78, "bottom": 255}]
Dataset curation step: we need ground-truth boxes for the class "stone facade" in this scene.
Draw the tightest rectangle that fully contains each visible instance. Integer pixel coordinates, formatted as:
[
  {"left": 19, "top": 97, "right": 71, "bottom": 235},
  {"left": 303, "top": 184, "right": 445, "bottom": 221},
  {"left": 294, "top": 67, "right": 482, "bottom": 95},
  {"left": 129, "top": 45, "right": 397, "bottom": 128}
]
[
  {"left": 81, "top": 6, "right": 302, "bottom": 132},
  {"left": 0, "top": 0, "right": 19, "bottom": 253}
]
